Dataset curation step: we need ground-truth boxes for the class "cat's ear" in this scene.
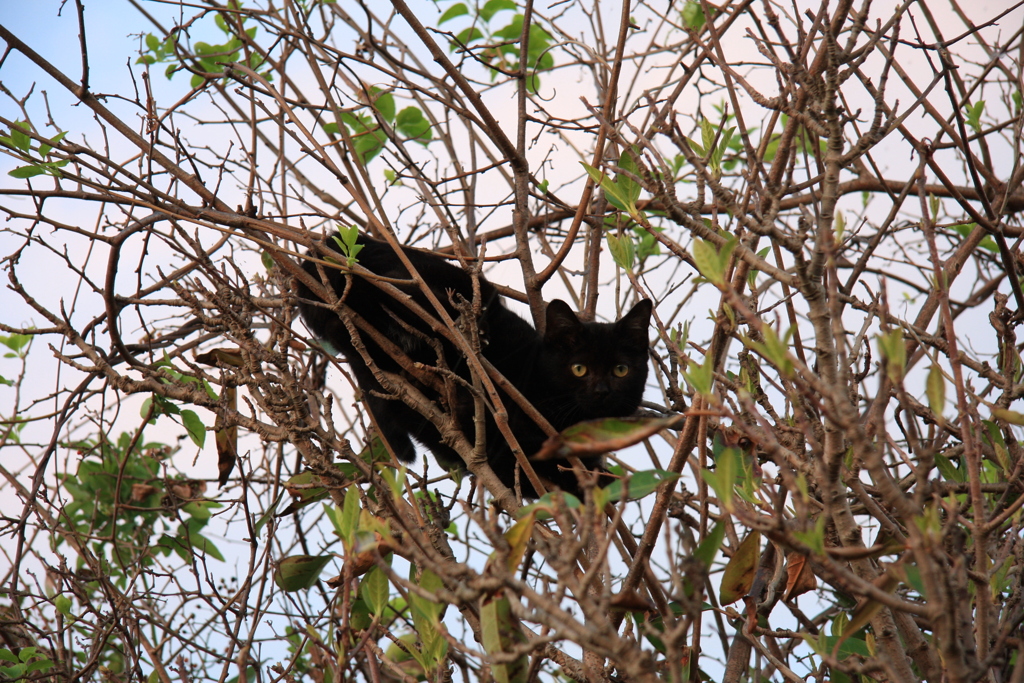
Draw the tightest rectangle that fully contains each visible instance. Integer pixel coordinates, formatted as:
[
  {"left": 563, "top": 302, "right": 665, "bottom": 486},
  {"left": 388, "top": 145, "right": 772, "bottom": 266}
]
[
  {"left": 545, "top": 299, "right": 584, "bottom": 347},
  {"left": 616, "top": 299, "right": 653, "bottom": 350}
]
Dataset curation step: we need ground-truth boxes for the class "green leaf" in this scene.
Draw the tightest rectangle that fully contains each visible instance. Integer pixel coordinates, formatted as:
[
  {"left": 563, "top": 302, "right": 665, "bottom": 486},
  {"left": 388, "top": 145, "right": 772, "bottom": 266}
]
[
  {"left": 438, "top": 2, "right": 469, "bottom": 24},
  {"left": 338, "top": 223, "right": 359, "bottom": 250},
  {"left": 719, "top": 531, "right": 761, "bottom": 605},
  {"left": 385, "top": 633, "right": 424, "bottom": 672},
  {"left": 480, "top": 0, "right": 516, "bottom": 22},
  {"left": 761, "top": 133, "right": 780, "bottom": 162},
  {"left": 533, "top": 42, "right": 553, "bottom": 70},
  {"left": 517, "top": 491, "right": 580, "bottom": 520},
  {"left": 332, "top": 225, "right": 364, "bottom": 266},
  {"left": 831, "top": 611, "right": 850, "bottom": 637},
  {"left": 369, "top": 87, "right": 396, "bottom": 124},
  {"left": 27, "top": 658, "right": 54, "bottom": 674},
  {"left": 580, "top": 160, "right": 606, "bottom": 185},
  {"left": 926, "top": 365, "right": 945, "bottom": 423},
  {"left": 1, "top": 333, "right": 32, "bottom": 354},
  {"left": 681, "top": 1, "right": 707, "bottom": 30},
  {"left": 746, "top": 325, "right": 795, "bottom": 378},
  {"left": 817, "top": 635, "right": 872, "bottom": 660},
  {"left": 451, "top": 26, "right": 484, "bottom": 50},
  {"left": 410, "top": 570, "right": 444, "bottom": 621},
  {"left": 352, "top": 125, "right": 388, "bottom": 164},
  {"left": 409, "top": 570, "right": 448, "bottom": 668},
  {"left": 693, "top": 521, "right": 725, "bottom": 568},
  {"left": 395, "top": 107, "right": 432, "bottom": 143},
  {"left": 9, "top": 165, "right": 47, "bottom": 179},
  {"left": 964, "top": 100, "right": 985, "bottom": 132},
  {"left": 793, "top": 516, "right": 827, "bottom": 556},
  {"left": 708, "top": 124, "right": 734, "bottom": 178},
  {"left": 831, "top": 566, "right": 904, "bottom": 657},
  {"left": 38, "top": 131, "right": 66, "bottom": 157},
  {"left": 747, "top": 245, "right": 770, "bottom": 288},
  {"left": 215, "top": 12, "right": 230, "bottom": 34},
  {"left": 580, "top": 161, "right": 633, "bottom": 212},
  {"left": 149, "top": 391, "right": 182, "bottom": 416},
  {"left": 992, "top": 555, "right": 1014, "bottom": 594},
  {"left": 636, "top": 605, "right": 692, "bottom": 654},
  {"left": 189, "top": 532, "right": 225, "bottom": 561},
  {"left": 378, "top": 465, "right": 406, "bottom": 500},
  {"left": 247, "top": 53, "right": 266, "bottom": 73},
  {"left": 480, "top": 593, "right": 529, "bottom": 683},
  {"left": 500, "top": 512, "right": 535, "bottom": 573},
  {"left": 339, "top": 485, "right": 360, "bottom": 548},
  {"left": 934, "top": 453, "right": 964, "bottom": 483},
  {"left": 983, "top": 419, "right": 1013, "bottom": 476},
  {"left": 0, "top": 649, "right": 18, "bottom": 664},
  {"left": 633, "top": 225, "right": 663, "bottom": 261},
  {"left": 224, "top": 667, "right": 259, "bottom": 683},
  {"left": 616, "top": 148, "right": 642, "bottom": 207},
  {"left": 683, "top": 353, "right": 715, "bottom": 397},
  {"left": 279, "top": 471, "right": 330, "bottom": 515},
  {"left": 254, "top": 499, "right": 279, "bottom": 537},
  {"left": 951, "top": 223, "right": 998, "bottom": 252},
  {"left": 274, "top": 555, "right": 333, "bottom": 591},
  {"left": 181, "top": 409, "right": 206, "bottom": 448},
  {"left": 691, "top": 237, "right": 737, "bottom": 287},
  {"left": 183, "top": 500, "right": 214, "bottom": 521},
  {"left": 606, "top": 233, "right": 635, "bottom": 272},
  {"left": 533, "top": 416, "right": 681, "bottom": 461},
  {"left": 54, "top": 594, "right": 72, "bottom": 616},
  {"left": 833, "top": 210, "right": 845, "bottom": 242},
  {"left": 699, "top": 117, "right": 715, "bottom": 157},
  {"left": 902, "top": 564, "right": 926, "bottom": 595},
  {"left": 360, "top": 565, "right": 390, "bottom": 618},
  {"left": 261, "top": 249, "right": 275, "bottom": 271},
  {"left": 9, "top": 123, "right": 32, "bottom": 152},
  {"left": 877, "top": 329, "right": 906, "bottom": 383},
  {"left": 701, "top": 447, "right": 739, "bottom": 513},
  {"left": 691, "top": 238, "right": 719, "bottom": 284},
  {"left": 493, "top": 13, "right": 524, "bottom": 40},
  {"left": 602, "top": 470, "right": 680, "bottom": 502},
  {"left": 993, "top": 408, "right": 1024, "bottom": 426}
]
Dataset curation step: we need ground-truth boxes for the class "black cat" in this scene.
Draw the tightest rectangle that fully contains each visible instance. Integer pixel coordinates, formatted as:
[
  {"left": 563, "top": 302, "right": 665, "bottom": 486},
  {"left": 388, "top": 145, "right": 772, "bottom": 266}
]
[{"left": 296, "top": 232, "right": 651, "bottom": 497}]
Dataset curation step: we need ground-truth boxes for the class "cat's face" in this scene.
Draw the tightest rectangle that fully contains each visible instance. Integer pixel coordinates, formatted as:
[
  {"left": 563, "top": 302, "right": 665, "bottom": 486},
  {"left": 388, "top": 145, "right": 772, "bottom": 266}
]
[{"left": 542, "top": 299, "right": 652, "bottom": 423}]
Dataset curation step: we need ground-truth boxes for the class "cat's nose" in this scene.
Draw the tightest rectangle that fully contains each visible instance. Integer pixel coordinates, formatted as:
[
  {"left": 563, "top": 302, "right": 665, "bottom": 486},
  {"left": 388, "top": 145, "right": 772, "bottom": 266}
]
[{"left": 593, "top": 381, "right": 610, "bottom": 397}]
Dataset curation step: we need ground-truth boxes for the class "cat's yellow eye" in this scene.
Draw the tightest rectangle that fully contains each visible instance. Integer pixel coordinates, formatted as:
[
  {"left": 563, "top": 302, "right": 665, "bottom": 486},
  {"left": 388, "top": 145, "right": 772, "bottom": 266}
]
[
  {"left": 571, "top": 363, "right": 588, "bottom": 377},
  {"left": 613, "top": 364, "right": 629, "bottom": 377}
]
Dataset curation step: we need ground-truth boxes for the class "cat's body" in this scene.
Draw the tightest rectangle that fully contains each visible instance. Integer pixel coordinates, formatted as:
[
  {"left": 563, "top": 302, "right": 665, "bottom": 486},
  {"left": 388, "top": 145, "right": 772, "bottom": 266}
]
[{"left": 297, "top": 233, "right": 651, "bottom": 497}]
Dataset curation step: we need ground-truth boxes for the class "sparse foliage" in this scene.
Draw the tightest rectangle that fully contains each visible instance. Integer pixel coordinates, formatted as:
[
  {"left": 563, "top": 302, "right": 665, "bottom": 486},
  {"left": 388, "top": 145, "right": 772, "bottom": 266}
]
[{"left": 2, "top": 1, "right": 1024, "bottom": 682}]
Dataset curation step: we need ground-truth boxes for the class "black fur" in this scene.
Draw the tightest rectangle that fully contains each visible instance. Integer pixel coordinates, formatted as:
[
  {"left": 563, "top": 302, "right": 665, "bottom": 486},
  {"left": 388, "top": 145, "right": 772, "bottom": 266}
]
[{"left": 297, "top": 233, "right": 651, "bottom": 497}]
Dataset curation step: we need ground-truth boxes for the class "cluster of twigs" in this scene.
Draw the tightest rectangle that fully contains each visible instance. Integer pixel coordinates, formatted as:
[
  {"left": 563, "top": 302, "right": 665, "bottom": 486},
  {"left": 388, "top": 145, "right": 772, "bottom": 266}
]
[{"left": 2, "top": 0, "right": 1024, "bottom": 681}]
